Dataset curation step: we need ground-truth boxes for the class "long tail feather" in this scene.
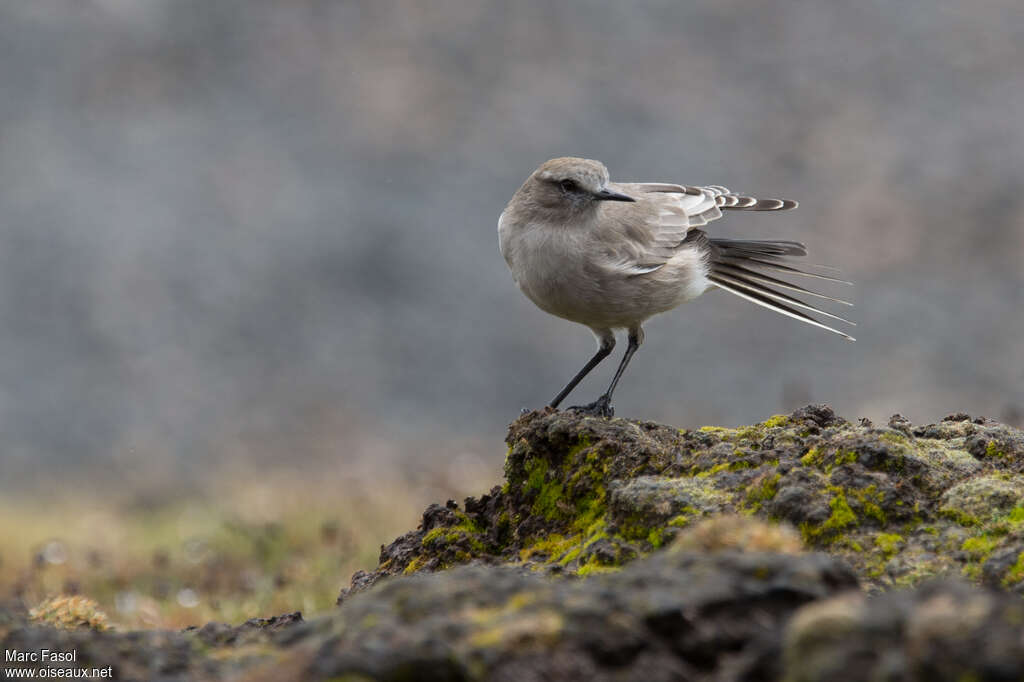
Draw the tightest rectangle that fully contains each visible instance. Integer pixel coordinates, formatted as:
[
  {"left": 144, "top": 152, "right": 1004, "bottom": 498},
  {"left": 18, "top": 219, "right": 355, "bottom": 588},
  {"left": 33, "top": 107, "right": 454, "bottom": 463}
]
[
  {"left": 709, "top": 237, "right": 855, "bottom": 340},
  {"left": 708, "top": 276, "right": 855, "bottom": 341},
  {"left": 711, "top": 262, "right": 853, "bottom": 306},
  {"left": 710, "top": 238, "right": 807, "bottom": 257},
  {"left": 709, "top": 272, "right": 855, "bottom": 326},
  {"left": 719, "top": 257, "right": 853, "bottom": 285}
]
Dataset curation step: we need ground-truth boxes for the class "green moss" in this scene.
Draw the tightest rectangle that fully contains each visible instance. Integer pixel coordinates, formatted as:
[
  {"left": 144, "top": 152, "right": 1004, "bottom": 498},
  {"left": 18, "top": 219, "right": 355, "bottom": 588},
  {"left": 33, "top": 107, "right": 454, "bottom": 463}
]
[
  {"left": 880, "top": 431, "right": 908, "bottom": 445},
  {"left": 824, "top": 491, "right": 857, "bottom": 531},
  {"left": 581, "top": 523, "right": 608, "bottom": 550},
  {"left": 420, "top": 512, "right": 486, "bottom": 555},
  {"left": 761, "top": 415, "right": 789, "bottom": 429},
  {"left": 961, "top": 535, "right": 998, "bottom": 560},
  {"left": 1007, "top": 507, "right": 1024, "bottom": 524},
  {"left": 518, "top": 519, "right": 610, "bottom": 570},
  {"left": 800, "top": 447, "right": 823, "bottom": 467},
  {"left": 532, "top": 480, "right": 565, "bottom": 519},
  {"left": 697, "top": 460, "right": 754, "bottom": 477},
  {"left": 421, "top": 527, "right": 448, "bottom": 546},
  {"left": 647, "top": 527, "right": 665, "bottom": 548},
  {"left": 849, "top": 533, "right": 891, "bottom": 576},
  {"left": 570, "top": 491, "right": 605, "bottom": 534},
  {"left": 1003, "top": 552, "right": 1024, "bottom": 586},
  {"left": 745, "top": 473, "right": 781, "bottom": 510},
  {"left": 733, "top": 426, "right": 762, "bottom": 441},
  {"left": 510, "top": 431, "right": 624, "bottom": 573},
  {"left": 519, "top": 533, "right": 576, "bottom": 562},
  {"left": 496, "top": 511, "right": 512, "bottom": 538},
  {"left": 524, "top": 457, "right": 567, "bottom": 520},
  {"left": 801, "top": 488, "right": 857, "bottom": 544},
  {"left": 667, "top": 507, "right": 699, "bottom": 528},
  {"left": 875, "top": 533, "right": 904, "bottom": 557},
  {"left": 577, "top": 556, "right": 621, "bottom": 577},
  {"left": 616, "top": 512, "right": 657, "bottom": 542},
  {"left": 403, "top": 555, "right": 426, "bottom": 575},
  {"left": 842, "top": 538, "right": 864, "bottom": 553},
  {"left": 566, "top": 436, "right": 593, "bottom": 458},
  {"left": 560, "top": 546, "right": 583, "bottom": 565},
  {"left": 849, "top": 485, "right": 887, "bottom": 524},
  {"left": 521, "top": 435, "right": 611, "bottom": 533},
  {"left": 986, "top": 441, "right": 1006, "bottom": 459},
  {"left": 834, "top": 450, "right": 858, "bottom": 466},
  {"left": 798, "top": 445, "right": 859, "bottom": 474},
  {"left": 697, "top": 421, "right": 783, "bottom": 443},
  {"left": 940, "top": 508, "right": 981, "bottom": 527}
]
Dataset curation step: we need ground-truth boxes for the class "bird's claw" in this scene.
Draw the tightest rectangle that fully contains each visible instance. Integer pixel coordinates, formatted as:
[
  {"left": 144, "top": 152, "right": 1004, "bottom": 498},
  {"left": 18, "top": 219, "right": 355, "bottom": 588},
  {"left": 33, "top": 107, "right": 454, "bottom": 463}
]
[{"left": 567, "top": 396, "right": 614, "bottom": 418}]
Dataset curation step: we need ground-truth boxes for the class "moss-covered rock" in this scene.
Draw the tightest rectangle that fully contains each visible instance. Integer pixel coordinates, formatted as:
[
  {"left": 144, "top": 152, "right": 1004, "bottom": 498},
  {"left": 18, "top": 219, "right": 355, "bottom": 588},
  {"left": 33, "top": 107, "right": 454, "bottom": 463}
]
[
  {"left": 669, "top": 515, "right": 804, "bottom": 555},
  {"left": 313, "top": 549, "right": 858, "bottom": 681},
  {"left": 938, "top": 474, "right": 1024, "bottom": 523},
  {"left": 783, "top": 580, "right": 1024, "bottom": 682},
  {"left": 0, "top": 610, "right": 304, "bottom": 680},
  {"left": 7, "top": 405, "right": 1024, "bottom": 681},
  {"left": 345, "top": 405, "right": 1024, "bottom": 596}
]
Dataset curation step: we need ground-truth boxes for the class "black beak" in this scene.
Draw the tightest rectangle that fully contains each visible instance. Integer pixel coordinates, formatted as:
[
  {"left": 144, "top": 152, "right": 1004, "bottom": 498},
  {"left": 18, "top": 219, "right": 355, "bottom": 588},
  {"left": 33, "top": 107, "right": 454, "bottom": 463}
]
[{"left": 594, "top": 188, "right": 636, "bottom": 202}]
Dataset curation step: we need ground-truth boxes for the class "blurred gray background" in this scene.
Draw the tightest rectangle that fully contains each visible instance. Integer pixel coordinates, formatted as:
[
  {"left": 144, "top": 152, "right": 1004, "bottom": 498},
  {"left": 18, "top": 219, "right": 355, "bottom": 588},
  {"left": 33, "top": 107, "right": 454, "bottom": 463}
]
[{"left": 2, "top": 0, "right": 1022, "bottom": 485}]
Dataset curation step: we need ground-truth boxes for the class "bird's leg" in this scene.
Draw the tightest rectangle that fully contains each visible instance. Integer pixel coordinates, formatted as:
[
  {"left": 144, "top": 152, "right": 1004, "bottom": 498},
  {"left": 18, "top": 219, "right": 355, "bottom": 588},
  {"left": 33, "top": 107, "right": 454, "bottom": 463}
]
[
  {"left": 549, "top": 331, "right": 615, "bottom": 409},
  {"left": 570, "top": 326, "right": 644, "bottom": 418}
]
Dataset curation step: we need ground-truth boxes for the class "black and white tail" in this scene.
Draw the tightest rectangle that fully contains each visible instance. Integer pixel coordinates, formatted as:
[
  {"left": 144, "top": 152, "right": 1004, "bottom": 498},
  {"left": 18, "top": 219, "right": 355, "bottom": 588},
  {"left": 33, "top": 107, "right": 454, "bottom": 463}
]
[{"left": 707, "top": 237, "right": 855, "bottom": 341}]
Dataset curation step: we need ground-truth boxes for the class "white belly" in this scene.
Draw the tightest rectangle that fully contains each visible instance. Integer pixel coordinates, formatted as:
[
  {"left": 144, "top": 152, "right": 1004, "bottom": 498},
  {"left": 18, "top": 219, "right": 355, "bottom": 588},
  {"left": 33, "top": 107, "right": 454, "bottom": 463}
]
[{"left": 500, "top": 216, "right": 710, "bottom": 330}]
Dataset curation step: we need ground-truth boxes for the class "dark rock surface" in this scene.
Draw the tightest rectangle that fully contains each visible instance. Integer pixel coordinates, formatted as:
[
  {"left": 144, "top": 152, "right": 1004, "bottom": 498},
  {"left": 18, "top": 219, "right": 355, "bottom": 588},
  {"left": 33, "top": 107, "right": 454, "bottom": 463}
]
[
  {"left": 352, "top": 406, "right": 1024, "bottom": 593},
  {"left": 309, "top": 549, "right": 857, "bottom": 682},
  {"left": 784, "top": 579, "right": 1024, "bottom": 682},
  {"left": 0, "top": 610, "right": 306, "bottom": 680},
  {"left": 4, "top": 405, "right": 1024, "bottom": 681}
]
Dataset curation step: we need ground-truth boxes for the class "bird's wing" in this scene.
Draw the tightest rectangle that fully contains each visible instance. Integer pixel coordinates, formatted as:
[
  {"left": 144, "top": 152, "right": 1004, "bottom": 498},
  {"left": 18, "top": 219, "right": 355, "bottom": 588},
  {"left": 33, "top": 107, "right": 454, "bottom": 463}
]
[{"left": 598, "top": 183, "right": 798, "bottom": 276}]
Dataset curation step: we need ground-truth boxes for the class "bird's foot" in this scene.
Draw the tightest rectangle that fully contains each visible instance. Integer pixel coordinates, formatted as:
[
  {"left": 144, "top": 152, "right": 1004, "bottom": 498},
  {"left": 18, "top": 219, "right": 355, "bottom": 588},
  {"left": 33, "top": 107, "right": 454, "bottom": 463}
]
[{"left": 567, "top": 395, "right": 614, "bottom": 418}]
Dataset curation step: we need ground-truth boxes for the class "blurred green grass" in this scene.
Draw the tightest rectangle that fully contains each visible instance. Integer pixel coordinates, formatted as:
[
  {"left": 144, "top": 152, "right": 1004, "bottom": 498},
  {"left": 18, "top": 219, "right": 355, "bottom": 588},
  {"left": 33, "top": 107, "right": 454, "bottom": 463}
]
[{"left": 0, "top": 462, "right": 497, "bottom": 630}]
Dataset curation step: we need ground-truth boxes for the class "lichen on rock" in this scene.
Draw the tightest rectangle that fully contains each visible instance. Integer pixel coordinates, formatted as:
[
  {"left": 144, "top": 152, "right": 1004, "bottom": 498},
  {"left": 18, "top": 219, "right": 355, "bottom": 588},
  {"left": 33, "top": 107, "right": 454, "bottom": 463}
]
[
  {"left": 7, "top": 405, "right": 1024, "bottom": 681},
  {"left": 347, "top": 405, "right": 1024, "bottom": 596}
]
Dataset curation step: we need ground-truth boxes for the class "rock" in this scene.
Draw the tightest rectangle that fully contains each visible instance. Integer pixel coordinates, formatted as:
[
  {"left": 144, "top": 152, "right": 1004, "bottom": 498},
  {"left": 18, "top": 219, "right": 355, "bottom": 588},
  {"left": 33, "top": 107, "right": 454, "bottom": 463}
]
[
  {"left": 185, "top": 611, "right": 304, "bottom": 646},
  {"left": 607, "top": 476, "right": 731, "bottom": 534},
  {"left": 938, "top": 474, "right": 1024, "bottom": 522},
  {"left": 0, "top": 610, "right": 306, "bottom": 680},
  {"left": 5, "top": 405, "right": 1024, "bottom": 681},
  {"left": 351, "top": 405, "right": 1024, "bottom": 593},
  {"left": 784, "top": 580, "right": 1024, "bottom": 682},
  {"left": 306, "top": 549, "right": 859, "bottom": 681},
  {"left": 669, "top": 514, "right": 804, "bottom": 555}
]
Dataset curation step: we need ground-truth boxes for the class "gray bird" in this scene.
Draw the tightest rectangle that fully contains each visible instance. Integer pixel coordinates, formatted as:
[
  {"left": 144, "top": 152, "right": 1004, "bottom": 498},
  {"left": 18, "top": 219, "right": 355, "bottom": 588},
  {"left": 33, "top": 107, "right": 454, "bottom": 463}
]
[{"left": 498, "top": 157, "right": 853, "bottom": 417}]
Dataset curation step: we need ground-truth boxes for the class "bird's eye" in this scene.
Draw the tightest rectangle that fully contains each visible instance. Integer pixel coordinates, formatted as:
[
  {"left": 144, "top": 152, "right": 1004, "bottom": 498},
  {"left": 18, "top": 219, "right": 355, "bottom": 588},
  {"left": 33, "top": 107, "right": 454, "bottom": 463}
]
[{"left": 559, "top": 179, "right": 578, "bottom": 192}]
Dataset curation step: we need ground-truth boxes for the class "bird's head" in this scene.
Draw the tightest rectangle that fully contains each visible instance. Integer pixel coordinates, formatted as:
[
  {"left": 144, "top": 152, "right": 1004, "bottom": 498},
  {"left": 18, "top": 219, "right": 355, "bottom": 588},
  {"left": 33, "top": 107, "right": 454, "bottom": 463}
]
[{"left": 519, "top": 157, "right": 634, "bottom": 218}]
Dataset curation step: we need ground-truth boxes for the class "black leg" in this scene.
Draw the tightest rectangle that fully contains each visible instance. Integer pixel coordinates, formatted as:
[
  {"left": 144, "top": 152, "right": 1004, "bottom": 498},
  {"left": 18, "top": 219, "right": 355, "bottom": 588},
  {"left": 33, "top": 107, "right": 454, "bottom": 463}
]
[
  {"left": 549, "top": 334, "right": 615, "bottom": 408},
  {"left": 603, "top": 328, "right": 642, "bottom": 401},
  {"left": 569, "top": 327, "right": 643, "bottom": 418}
]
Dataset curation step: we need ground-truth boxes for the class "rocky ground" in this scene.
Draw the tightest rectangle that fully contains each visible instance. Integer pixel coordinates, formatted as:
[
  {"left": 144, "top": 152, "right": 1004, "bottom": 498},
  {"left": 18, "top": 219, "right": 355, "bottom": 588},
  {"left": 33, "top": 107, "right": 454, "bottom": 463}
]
[{"left": 3, "top": 405, "right": 1024, "bottom": 681}]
